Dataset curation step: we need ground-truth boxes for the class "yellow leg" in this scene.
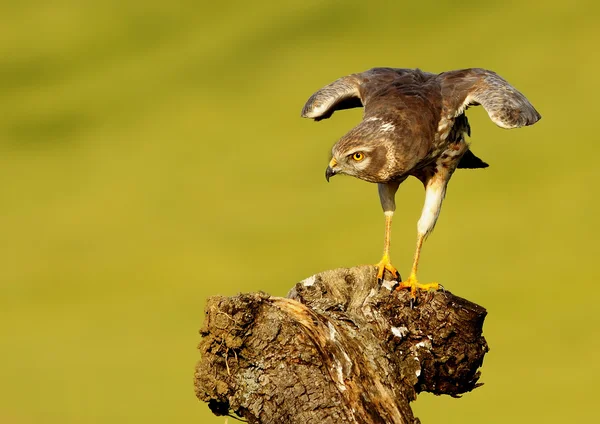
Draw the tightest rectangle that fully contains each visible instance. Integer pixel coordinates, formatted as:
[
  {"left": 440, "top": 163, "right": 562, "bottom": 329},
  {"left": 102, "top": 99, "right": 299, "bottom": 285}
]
[
  {"left": 396, "top": 234, "right": 440, "bottom": 298},
  {"left": 376, "top": 212, "right": 399, "bottom": 282}
]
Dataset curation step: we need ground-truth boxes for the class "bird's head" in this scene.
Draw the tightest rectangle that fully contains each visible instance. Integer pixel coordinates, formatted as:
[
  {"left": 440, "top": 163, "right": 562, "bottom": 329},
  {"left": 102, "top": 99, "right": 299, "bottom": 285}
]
[{"left": 325, "top": 135, "right": 391, "bottom": 183}]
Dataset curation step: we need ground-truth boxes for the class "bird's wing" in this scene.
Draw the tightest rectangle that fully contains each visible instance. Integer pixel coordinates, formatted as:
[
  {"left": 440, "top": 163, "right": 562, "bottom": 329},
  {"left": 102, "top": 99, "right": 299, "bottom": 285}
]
[
  {"left": 301, "top": 75, "right": 363, "bottom": 121},
  {"left": 440, "top": 68, "right": 541, "bottom": 129},
  {"left": 301, "top": 68, "right": 421, "bottom": 121}
]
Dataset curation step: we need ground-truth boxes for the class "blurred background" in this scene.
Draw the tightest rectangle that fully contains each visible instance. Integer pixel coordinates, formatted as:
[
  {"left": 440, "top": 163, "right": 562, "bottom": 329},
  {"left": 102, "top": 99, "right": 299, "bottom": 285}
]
[{"left": 1, "top": 0, "right": 598, "bottom": 422}]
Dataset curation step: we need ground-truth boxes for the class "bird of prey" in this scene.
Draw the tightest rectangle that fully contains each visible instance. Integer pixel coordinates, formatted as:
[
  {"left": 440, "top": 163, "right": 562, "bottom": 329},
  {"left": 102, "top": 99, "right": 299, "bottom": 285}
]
[{"left": 301, "top": 67, "right": 540, "bottom": 298}]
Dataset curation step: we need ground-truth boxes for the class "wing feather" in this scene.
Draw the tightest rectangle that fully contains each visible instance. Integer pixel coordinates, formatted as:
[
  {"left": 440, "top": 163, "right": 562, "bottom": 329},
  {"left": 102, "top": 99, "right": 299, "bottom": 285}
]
[
  {"left": 441, "top": 68, "right": 541, "bottom": 129},
  {"left": 300, "top": 75, "right": 363, "bottom": 121}
]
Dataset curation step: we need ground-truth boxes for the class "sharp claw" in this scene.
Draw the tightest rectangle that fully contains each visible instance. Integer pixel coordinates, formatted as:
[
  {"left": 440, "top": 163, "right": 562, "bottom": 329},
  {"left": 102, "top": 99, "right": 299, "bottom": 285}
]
[
  {"left": 375, "top": 255, "right": 399, "bottom": 283},
  {"left": 396, "top": 276, "right": 443, "bottom": 304}
]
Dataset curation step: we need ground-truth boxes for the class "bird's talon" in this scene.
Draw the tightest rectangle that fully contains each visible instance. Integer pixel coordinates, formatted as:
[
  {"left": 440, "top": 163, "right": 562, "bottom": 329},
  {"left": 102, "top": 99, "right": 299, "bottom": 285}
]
[
  {"left": 375, "top": 256, "right": 399, "bottom": 283},
  {"left": 396, "top": 274, "right": 442, "bottom": 302}
]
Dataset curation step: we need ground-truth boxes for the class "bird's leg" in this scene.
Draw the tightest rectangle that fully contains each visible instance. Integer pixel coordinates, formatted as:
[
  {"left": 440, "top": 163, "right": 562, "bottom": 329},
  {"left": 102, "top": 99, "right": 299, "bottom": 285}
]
[
  {"left": 376, "top": 211, "right": 399, "bottom": 282},
  {"left": 397, "top": 233, "right": 440, "bottom": 298},
  {"left": 376, "top": 181, "right": 401, "bottom": 283},
  {"left": 397, "top": 175, "right": 446, "bottom": 299}
]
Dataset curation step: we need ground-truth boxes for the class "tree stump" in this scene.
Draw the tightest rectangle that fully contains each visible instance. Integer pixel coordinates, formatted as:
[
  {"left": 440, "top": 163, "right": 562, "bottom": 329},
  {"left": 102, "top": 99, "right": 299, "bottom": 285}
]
[{"left": 194, "top": 265, "right": 488, "bottom": 423}]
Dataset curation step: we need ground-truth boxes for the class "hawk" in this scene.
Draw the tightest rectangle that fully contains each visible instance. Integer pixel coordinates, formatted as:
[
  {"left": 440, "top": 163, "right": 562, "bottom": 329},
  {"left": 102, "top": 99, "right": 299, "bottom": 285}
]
[{"left": 301, "top": 67, "right": 540, "bottom": 298}]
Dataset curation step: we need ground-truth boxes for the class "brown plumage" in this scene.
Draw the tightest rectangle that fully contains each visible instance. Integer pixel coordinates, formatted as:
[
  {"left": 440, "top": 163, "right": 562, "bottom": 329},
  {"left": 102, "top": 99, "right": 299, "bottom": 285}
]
[{"left": 301, "top": 67, "right": 540, "bottom": 297}]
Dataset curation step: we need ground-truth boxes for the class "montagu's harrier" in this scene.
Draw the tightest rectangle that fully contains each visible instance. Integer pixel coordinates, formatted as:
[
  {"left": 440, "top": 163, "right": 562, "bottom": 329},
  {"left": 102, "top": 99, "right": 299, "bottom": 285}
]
[{"left": 301, "top": 67, "right": 540, "bottom": 298}]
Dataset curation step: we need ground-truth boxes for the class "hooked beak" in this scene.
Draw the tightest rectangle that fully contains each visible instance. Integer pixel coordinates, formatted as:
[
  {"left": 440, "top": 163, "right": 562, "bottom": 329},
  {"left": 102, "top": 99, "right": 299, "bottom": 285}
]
[{"left": 325, "top": 158, "right": 338, "bottom": 182}]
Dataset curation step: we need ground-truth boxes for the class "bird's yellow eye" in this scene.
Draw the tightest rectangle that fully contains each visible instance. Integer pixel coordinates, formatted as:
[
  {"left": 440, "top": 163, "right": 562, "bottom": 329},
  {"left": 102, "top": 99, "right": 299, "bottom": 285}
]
[{"left": 352, "top": 152, "right": 364, "bottom": 161}]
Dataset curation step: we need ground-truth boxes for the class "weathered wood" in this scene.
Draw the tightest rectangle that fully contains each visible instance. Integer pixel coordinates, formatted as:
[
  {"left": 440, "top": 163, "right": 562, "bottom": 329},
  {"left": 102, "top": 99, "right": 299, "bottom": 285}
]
[{"left": 194, "top": 265, "right": 488, "bottom": 423}]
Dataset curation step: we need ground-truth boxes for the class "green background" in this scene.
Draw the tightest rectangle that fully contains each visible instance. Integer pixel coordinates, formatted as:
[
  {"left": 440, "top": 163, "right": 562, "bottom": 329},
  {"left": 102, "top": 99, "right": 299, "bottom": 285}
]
[{"left": 1, "top": 1, "right": 598, "bottom": 423}]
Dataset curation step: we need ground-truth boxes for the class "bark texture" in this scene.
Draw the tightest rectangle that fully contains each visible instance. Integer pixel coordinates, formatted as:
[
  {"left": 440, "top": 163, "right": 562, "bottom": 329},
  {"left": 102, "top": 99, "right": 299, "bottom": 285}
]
[{"left": 194, "top": 265, "right": 488, "bottom": 423}]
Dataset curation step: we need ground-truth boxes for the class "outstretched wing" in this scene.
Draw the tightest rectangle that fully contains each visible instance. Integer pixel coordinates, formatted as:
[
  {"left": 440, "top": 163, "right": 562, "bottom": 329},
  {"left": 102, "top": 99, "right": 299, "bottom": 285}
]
[
  {"left": 300, "top": 68, "right": 420, "bottom": 121},
  {"left": 301, "top": 75, "right": 363, "bottom": 121},
  {"left": 440, "top": 68, "right": 541, "bottom": 129}
]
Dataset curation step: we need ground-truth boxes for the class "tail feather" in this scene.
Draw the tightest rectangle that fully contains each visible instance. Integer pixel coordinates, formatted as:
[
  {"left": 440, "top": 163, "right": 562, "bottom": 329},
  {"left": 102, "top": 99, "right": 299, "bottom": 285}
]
[{"left": 458, "top": 149, "right": 489, "bottom": 169}]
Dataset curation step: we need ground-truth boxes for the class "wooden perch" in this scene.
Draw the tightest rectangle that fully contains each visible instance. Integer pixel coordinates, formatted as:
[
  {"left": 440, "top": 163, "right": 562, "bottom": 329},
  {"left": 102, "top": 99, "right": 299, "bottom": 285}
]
[{"left": 194, "top": 265, "right": 488, "bottom": 423}]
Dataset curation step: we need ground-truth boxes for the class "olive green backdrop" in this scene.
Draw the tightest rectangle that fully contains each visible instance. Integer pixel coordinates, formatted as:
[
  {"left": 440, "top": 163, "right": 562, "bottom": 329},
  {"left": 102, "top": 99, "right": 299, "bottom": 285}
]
[{"left": 1, "top": 1, "right": 598, "bottom": 423}]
